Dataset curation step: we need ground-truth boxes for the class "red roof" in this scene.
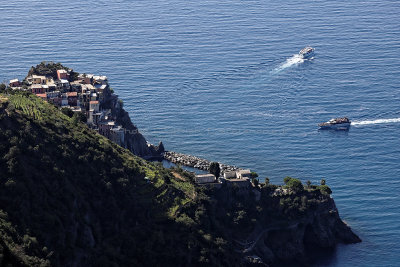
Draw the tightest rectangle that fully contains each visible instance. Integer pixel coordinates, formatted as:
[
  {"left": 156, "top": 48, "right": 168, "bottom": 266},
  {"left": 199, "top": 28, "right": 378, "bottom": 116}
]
[
  {"left": 89, "top": 100, "right": 99, "bottom": 104},
  {"left": 66, "top": 92, "right": 78, "bottom": 97},
  {"left": 36, "top": 93, "right": 47, "bottom": 98}
]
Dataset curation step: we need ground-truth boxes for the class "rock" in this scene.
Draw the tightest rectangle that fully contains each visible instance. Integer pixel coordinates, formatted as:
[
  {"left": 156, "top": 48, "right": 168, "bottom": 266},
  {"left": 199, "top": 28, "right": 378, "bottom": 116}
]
[
  {"left": 250, "top": 196, "right": 361, "bottom": 266},
  {"left": 164, "top": 151, "right": 243, "bottom": 174}
]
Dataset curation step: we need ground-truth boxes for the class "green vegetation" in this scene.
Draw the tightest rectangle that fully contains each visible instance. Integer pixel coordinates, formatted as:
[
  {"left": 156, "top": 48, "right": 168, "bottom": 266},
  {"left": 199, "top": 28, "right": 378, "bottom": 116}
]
[
  {"left": 284, "top": 177, "right": 304, "bottom": 193},
  {"left": 27, "top": 61, "right": 79, "bottom": 81},
  {"left": 250, "top": 171, "right": 258, "bottom": 179},
  {"left": 0, "top": 91, "right": 237, "bottom": 266},
  {"left": 0, "top": 90, "right": 338, "bottom": 266},
  {"left": 319, "top": 185, "right": 332, "bottom": 195}
]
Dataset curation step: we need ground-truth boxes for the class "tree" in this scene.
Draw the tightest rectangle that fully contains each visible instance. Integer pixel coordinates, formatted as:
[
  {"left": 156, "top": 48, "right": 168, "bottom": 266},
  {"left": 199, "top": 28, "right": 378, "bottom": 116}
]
[
  {"left": 252, "top": 178, "right": 259, "bottom": 187},
  {"left": 250, "top": 172, "right": 258, "bottom": 179},
  {"left": 319, "top": 185, "right": 332, "bottom": 195},
  {"left": 264, "top": 177, "right": 270, "bottom": 185},
  {"left": 61, "top": 107, "right": 74, "bottom": 118},
  {"left": 306, "top": 180, "right": 311, "bottom": 188},
  {"left": 72, "top": 112, "right": 87, "bottom": 123},
  {"left": 209, "top": 162, "right": 220, "bottom": 180},
  {"left": 285, "top": 177, "right": 304, "bottom": 193},
  {"left": 320, "top": 179, "right": 326, "bottom": 185},
  {"left": 283, "top": 176, "right": 292, "bottom": 184},
  {"left": 0, "top": 83, "right": 6, "bottom": 92}
]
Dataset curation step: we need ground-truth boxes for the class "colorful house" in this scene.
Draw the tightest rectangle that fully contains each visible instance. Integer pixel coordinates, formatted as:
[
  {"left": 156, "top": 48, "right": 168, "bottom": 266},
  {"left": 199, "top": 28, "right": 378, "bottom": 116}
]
[
  {"left": 31, "top": 84, "right": 45, "bottom": 94},
  {"left": 9, "top": 79, "right": 20, "bottom": 87},
  {"left": 27, "top": 75, "right": 46, "bottom": 85},
  {"left": 66, "top": 92, "right": 78, "bottom": 106},
  {"left": 89, "top": 100, "right": 100, "bottom": 112},
  {"left": 57, "top": 69, "right": 69, "bottom": 80}
]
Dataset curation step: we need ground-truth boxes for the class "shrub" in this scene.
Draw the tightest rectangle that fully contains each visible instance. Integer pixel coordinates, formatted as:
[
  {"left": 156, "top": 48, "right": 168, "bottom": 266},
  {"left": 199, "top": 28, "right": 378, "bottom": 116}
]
[
  {"left": 61, "top": 107, "right": 74, "bottom": 118},
  {"left": 285, "top": 177, "right": 304, "bottom": 193},
  {"left": 319, "top": 185, "right": 332, "bottom": 195},
  {"left": 250, "top": 172, "right": 258, "bottom": 179},
  {"left": 209, "top": 162, "right": 220, "bottom": 180},
  {"left": 72, "top": 112, "right": 87, "bottom": 123},
  {"left": 283, "top": 176, "right": 292, "bottom": 184}
]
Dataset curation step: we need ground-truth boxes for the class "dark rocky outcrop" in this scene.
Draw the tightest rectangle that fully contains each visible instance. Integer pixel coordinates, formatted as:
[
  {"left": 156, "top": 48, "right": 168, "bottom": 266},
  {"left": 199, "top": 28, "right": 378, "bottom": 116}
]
[
  {"left": 164, "top": 151, "right": 241, "bottom": 173},
  {"left": 252, "top": 197, "right": 360, "bottom": 266},
  {"left": 102, "top": 88, "right": 163, "bottom": 159},
  {"left": 0, "top": 90, "right": 361, "bottom": 267},
  {"left": 211, "top": 184, "right": 361, "bottom": 267},
  {"left": 115, "top": 106, "right": 163, "bottom": 159}
]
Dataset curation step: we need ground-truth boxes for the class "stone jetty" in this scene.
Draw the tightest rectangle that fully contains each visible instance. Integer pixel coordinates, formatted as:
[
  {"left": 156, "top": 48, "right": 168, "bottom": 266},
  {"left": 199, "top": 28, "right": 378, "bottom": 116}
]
[{"left": 164, "top": 151, "right": 242, "bottom": 175}]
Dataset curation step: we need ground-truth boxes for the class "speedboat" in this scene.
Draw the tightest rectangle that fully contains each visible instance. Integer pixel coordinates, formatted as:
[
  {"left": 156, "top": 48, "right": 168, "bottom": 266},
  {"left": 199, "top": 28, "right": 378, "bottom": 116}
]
[
  {"left": 319, "top": 117, "right": 351, "bottom": 130},
  {"left": 299, "top": 47, "right": 315, "bottom": 59}
]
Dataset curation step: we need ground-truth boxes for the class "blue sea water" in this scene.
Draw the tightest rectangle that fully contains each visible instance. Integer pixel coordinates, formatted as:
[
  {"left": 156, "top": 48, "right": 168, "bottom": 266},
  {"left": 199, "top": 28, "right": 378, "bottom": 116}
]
[{"left": 1, "top": 0, "right": 400, "bottom": 265}]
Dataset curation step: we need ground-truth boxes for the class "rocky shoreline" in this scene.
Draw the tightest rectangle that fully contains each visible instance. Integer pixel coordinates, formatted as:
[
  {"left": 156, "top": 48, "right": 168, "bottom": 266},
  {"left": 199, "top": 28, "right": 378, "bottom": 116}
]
[{"left": 164, "top": 151, "right": 243, "bottom": 174}]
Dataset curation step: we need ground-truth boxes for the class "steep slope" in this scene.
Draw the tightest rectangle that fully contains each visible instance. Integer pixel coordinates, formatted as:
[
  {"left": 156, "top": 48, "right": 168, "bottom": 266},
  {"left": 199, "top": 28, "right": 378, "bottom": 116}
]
[
  {"left": 0, "top": 91, "right": 360, "bottom": 266},
  {"left": 0, "top": 92, "right": 235, "bottom": 266},
  {"left": 25, "top": 61, "right": 163, "bottom": 159}
]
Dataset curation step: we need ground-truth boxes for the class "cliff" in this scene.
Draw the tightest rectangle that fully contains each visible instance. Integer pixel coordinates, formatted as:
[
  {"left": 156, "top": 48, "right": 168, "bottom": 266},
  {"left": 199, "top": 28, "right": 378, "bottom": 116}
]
[
  {"left": 0, "top": 91, "right": 360, "bottom": 266},
  {"left": 251, "top": 192, "right": 360, "bottom": 265},
  {"left": 211, "top": 180, "right": 361, "bottom": 266},
  {"left": 26, "top": 61, "right": 164, "bottom": 160},
  {"left": 97, "top": 82, "right": 163, "bottom": 159}
]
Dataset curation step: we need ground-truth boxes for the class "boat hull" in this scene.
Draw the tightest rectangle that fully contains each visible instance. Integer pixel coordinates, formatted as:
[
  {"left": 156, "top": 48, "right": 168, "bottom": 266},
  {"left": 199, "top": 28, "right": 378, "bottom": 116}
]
[
  {"left": 301, "top": 51, "right": 315, "bottom": 59},
  {"left": 319, "top": 122, "right": 351, "bottom": 130}
]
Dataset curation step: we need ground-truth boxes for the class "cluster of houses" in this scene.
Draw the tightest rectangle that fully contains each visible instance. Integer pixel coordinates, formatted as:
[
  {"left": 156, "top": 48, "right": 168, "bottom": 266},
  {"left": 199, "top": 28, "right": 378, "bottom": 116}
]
[
  {"left": 8, "top": 70, "right": 125, "bottom": 147},
  {"left": 195, "top": 169, "right": 252, "bottom": 188}
]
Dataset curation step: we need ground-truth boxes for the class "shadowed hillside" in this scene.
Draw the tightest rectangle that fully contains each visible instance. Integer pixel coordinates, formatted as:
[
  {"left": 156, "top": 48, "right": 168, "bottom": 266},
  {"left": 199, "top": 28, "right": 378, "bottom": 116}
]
[{"left": 0, "top": 91, "right": 360, "bottom": 266}]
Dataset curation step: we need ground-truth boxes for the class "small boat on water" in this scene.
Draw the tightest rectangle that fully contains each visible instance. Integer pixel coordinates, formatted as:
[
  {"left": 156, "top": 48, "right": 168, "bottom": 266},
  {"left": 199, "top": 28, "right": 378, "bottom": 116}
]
[
  {"left": 299, "top": 47, "right": 315, "bottom": 59},
  {"left": 319, "top": 117, "right": 351, "bottom": 130}
]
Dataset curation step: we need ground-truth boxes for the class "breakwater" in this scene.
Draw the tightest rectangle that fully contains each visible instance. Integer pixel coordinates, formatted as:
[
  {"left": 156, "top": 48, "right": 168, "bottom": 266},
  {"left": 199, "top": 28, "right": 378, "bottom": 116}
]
[{"left": 164, "top": 151, "right": 242, "bottom": 174}]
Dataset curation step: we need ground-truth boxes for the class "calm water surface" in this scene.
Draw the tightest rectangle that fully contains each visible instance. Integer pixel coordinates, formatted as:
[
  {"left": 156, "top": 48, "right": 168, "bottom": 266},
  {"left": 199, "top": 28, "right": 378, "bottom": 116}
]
[{"left": 1, "top": 1, "right": 400, "bottom": 266}]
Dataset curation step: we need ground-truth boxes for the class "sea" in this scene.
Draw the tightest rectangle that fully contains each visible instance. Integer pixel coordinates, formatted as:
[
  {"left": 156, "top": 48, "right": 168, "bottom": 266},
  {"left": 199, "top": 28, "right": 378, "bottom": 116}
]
[{"left": 1, "top": 0, "right": 399, "bottom": 266}]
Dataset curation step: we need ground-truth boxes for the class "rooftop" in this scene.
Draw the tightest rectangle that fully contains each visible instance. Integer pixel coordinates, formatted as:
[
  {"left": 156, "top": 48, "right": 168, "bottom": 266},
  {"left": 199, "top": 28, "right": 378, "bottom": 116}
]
[
  {"left": 66, "top": 92, "right": 78, "bottom": 97},
  {"left": 195, "top": 174, "right": 216, "bottom": 178},
  {"left": 31, "top": 75, "right": 46, "bottom": 79}
]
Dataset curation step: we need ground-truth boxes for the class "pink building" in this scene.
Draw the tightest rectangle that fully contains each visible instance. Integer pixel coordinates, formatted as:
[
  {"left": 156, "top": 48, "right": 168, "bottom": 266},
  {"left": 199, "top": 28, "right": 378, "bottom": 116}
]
[
  {"left": 31, "top": 84, "right": 45, "bottom": 94},
  {"left": 89, "top": 100, "right": 100, "bottom": 112},
  {"left": 57, "top": 69, "right": 69, "bottom": 80},
  {"left": 9, "top": 79, "right": 20, "bottom": 87},
  {"left": 66, "top": 92, "right": 78, "bottom": 106}
]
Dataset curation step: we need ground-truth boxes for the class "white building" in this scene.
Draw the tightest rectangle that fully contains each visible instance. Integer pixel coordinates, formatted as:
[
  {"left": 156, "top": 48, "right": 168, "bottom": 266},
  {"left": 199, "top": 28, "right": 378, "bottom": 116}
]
[
  {"left": 195, "top": 174, "right": 216, "bottom": 184},
  {"left": 236, "top": 169, "right": 252, "bottom": 179},
  {"left": 223, "top": 171, "right": 237, "bottom": 179}
]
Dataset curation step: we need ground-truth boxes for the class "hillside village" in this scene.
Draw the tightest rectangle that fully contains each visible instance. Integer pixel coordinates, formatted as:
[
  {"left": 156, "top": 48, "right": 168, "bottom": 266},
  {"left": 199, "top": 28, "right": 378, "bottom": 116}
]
[
  {"left": 6, "top": 63, "right": 255, "bottom": 187},
  {"left": 8, "top": 65, "right": 132, "bottom": 149}
]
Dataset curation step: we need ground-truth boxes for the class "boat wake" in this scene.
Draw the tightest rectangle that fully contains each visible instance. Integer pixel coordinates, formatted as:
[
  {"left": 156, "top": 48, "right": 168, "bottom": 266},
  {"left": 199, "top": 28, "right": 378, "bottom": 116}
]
[
  {"left": 352, "top": 118, "right": 400, "bottom": 126},
  {"left": 272, "top": 54, "right": 306, "bottom": 74}
]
